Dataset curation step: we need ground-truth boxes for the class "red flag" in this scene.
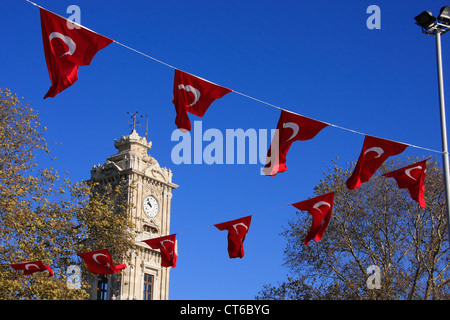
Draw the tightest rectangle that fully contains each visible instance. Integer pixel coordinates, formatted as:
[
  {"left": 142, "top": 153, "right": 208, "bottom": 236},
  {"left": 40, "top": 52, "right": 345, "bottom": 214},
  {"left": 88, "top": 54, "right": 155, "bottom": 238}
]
[
  {"left": 263, "top": 110, "right": 328, "bottom": 176},
  {"left": 383, "top": 159, "right": 427, "bottom": 208},
  {"left": 142, "top": 234, "right": 177, "bottom": 268},
  {"left": 214, "top": 216, "right": 252, "bottom": 259},
  {"left": 346, "top": 135, "right": 408, "bottom": 190},
  {"left": 172, "top": 69, "right": 232, "bottom": 131},
  {"left": 40, "top": 8, "right": 113, "bottom": 98},
  {"left": 10, "top": 260, "right": 53, "bottom": 277},
  {"left": 77, "top": 249, "right": 127, "bottom": 275},
  {"left": 292, "top": 192, "right": 334, "bottom": 245}
]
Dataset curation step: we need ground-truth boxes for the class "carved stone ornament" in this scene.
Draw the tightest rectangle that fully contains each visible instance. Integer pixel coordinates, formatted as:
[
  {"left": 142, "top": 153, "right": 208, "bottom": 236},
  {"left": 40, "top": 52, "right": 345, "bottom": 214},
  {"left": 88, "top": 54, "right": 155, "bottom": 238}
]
[{"left": 90, "top": 160, "right": 122, "bottom": 180}]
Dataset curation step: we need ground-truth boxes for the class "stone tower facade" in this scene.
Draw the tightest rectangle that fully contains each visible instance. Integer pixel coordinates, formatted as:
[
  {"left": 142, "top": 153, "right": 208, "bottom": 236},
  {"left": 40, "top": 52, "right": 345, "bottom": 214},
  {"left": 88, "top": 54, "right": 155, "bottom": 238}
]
[{"left": 90, "top": 129, "right": 178, "bottom": 300}]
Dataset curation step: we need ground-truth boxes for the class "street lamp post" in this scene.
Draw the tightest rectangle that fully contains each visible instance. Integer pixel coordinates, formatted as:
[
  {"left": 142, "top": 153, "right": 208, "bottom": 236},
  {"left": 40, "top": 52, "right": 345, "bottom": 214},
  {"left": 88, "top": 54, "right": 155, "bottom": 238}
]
[{"left": 415, "top": 7, "right": 450, "bottom": 243}]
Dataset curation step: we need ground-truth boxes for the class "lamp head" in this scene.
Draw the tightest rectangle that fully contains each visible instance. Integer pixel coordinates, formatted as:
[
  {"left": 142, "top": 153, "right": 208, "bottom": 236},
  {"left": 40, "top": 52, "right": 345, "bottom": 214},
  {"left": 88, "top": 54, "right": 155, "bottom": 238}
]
[
  {"left": 414, "top": 10, "right": 436, "bottom": 29},
  {"left": 438, "top": 6, "right": 450, "bottom": 25}
]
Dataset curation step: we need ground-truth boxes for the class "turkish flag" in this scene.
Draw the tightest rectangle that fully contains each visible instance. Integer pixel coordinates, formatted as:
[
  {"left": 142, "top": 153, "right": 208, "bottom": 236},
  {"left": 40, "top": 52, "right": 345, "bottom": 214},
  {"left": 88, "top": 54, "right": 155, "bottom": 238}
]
[
  {"left": 142, "top": 234, "right": 177, "bottom": 268},
  {"left": 40, "top": 8, "right": 113, "bottom": 98},
  {"left": 77, "top": 249, "right": 127, "bottom": 275},
  {"left": 172, "top": 69, "right": 232, "bottom": 131},
  {"left": 10, "top": 260, "right": 53, "bottom": 277},
  {"left": 215, "top": 216, "right": 252, "bottom": 259},
  {"left": 292, "top": 192, "right": 334, "bottom": 245},
  {"left": 346, "top": 135, "right": 408, "bottom": 190},
  {"left": 263, "top": 110, "right": 328, "bottom": 176},
  {"left": 383, "top": 159, "right": 427, "bottom": 208}
]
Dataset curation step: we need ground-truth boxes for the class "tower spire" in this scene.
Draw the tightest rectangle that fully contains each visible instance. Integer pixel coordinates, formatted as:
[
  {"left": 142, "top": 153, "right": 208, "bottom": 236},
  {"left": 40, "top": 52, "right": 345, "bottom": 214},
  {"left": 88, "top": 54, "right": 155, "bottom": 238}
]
[{"left": 126, "top": 111, "right": 143, "bottom": 132}]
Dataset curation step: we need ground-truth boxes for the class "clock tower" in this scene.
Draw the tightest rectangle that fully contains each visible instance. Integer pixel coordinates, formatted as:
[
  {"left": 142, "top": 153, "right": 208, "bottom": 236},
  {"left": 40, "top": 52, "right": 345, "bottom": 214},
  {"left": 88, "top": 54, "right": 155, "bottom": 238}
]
[{"left": 90, "top": 128, "right": 178, "bottom": 300}]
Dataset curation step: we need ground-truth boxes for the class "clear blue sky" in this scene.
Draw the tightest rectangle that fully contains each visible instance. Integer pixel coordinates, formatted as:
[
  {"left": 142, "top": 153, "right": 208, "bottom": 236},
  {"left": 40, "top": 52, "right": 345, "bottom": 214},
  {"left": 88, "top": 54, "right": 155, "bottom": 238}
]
[{"left": 1, "top": 0, "right": 449, "bottom": 299}]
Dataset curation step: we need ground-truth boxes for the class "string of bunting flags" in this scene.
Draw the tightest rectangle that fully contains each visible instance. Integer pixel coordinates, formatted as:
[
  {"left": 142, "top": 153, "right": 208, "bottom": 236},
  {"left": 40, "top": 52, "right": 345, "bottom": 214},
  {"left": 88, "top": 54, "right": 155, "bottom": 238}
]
[{"left": 3, "top": 1, "right": 433, "bottom": 277}]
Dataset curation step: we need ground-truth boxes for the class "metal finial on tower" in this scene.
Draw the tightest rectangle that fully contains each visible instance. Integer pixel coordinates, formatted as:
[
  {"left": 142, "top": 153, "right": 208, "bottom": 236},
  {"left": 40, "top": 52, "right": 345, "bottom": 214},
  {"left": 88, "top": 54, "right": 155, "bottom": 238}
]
[
  {"left": 146, "top": 114, "right": 149, "bottom": 140},
  {"left": 126, "top": 111, "right": 143, "bottom": 132}
]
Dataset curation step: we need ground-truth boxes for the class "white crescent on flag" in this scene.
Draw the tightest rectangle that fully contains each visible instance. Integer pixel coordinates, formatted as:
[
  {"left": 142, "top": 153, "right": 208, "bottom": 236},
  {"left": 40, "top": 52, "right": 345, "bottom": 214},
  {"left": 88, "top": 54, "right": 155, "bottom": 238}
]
[
  {"left": 160, "top": 239, "right": 174, "bottom": 249},
  {"left": 92, "top": 253, "right": 108, "bottom": 264},
  {"left": 178, "top": 84, "right": 201, "bottom": 106},
  {"left": 364, "top": 147, "right": 384, "bottom": 158},
  {"left": 405, "top": 165, "right": 422, "bottom": 181},
  {"left": 283, "top": 122, "right": 299, "bottom": 142},
  {"left": 24, "top": 263, "right": 39, "bottom": 270},
  {"left": 232, "top": 222, "right": 249, "bottom": 234},
  {"left": 48, "top": 32, "right": 76, "bottom": 57},
  {"left": 313, "top": 201, "right": 331, "bottom": 214}
]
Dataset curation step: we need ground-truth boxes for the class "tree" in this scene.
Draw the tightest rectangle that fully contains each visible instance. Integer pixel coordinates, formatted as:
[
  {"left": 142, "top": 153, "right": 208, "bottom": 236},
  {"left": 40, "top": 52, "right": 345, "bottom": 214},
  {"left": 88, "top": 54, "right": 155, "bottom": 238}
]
[
  {"left": 74, "top": 180, "right": 137, "bottom": 298},
  {"left": 257, "top": 156, "right": 449, "bottom": 300},
  {"left": 0, "top": 88, "right": 137, "bottom": 299}
]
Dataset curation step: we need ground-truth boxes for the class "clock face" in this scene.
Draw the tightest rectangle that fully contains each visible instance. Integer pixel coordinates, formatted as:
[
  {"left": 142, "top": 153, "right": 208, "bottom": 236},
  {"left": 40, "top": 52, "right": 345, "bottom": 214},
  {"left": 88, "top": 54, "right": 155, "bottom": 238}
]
[{"left": 143, "top": 195, "right": 159, "bottom": 218}]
